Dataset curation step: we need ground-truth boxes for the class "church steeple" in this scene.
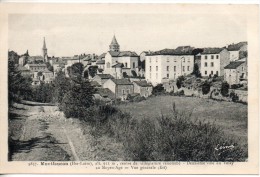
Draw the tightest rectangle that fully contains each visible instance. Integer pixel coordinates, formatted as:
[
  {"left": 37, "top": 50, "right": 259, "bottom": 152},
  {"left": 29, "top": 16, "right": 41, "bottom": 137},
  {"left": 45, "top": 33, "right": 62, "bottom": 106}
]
[
  {"left": 42, "top": 37, "right": 48, "bottom": 61},
  {"left": 109, "top": 35, "right": 120, "bottom": 52}
]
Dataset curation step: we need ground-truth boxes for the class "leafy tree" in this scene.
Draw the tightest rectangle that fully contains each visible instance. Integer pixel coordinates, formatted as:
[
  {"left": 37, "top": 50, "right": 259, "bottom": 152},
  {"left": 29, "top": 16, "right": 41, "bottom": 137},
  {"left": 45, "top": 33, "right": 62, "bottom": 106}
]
[
  {"left": 60, "top": 77, "right": 96, "bottom": 118},
  {"left": 192, "top": 63, "right": 201, "bottom": 78},
  {"left": 37, "top": 71, "right": 43, "bottom": 77},
  {"left": 8, "top": 60, "right": 32, "bottom": 106},
  {"left": 176, "top": 76, "right": 185, "bottom": 89},
  {"left": 46, "top": 62, "right": 54, "bottom": 72},
  {"left": 31, "top": 83, "right": 54, "bottom": 103},
  {"left": 52, "top": 71, "right": 71, "bottom": 104},
  {"left": 131, "top": 70, "right": 137, "bottom": 78},
  {"left": 69, "top": 62, "right": 84, "bottom": 78},
  {"left": 202, "top": 81, "right": 211, "bottom": 95},
  {"left": 88, "top": 65, "right": 98, "bottom": 78},
  {"left": 123, "top": 72, "right": 128, "bottom": 78},
  {"left": 221, "top": 82, "right": 229, "bottom": 97},
  {"left": 83, "top": 70, "right": 89, "bottom": 79}
]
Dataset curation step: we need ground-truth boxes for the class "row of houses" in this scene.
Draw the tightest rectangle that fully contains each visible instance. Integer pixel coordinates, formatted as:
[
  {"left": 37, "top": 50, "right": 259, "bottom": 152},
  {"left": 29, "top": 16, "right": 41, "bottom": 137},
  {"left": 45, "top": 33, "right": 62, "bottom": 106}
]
[
  {"left": 91, "top": 74, "right": 153, "bottom": 101},
  {"left": 16, "top": 36, "right": 248, "bottom": 88}
]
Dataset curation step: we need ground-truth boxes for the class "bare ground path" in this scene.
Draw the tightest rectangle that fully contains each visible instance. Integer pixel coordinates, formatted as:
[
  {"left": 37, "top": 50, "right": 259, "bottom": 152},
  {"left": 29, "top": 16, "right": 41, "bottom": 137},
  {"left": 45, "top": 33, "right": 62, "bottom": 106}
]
[{"left": 9, "top": 101, "right": 125, "bottom": 161}]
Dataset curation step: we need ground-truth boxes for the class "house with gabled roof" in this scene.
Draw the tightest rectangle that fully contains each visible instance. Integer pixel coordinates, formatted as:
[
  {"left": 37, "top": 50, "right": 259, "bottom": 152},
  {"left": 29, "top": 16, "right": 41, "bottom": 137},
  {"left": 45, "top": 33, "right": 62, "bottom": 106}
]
[
  {"left": 133, "top": 80, "right": 153, "bottom": 97},
  {"left": 92, "top": 74, "right": 114, "bottom": 86},
  {"left": 103, "top": 78, "right": 134, "bottom": 100},
  {"left": 199, "top": 48, "right": 230, "bottom": 77},
  {"left": 227, "top": 42, "right": 247, "bottom": 61},
  {"left": 224, "top": 61, "right": 247, "bottom": 85},
  {"left": 145, "top": 46, "right": 195, "bottom": 86}
]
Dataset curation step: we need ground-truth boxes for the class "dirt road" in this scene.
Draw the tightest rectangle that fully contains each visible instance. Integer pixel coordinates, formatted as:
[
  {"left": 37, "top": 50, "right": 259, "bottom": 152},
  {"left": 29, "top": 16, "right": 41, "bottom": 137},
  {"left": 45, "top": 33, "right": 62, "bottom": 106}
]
[{"left": 9, "top": 101, "right": 125, "bottom": 161}]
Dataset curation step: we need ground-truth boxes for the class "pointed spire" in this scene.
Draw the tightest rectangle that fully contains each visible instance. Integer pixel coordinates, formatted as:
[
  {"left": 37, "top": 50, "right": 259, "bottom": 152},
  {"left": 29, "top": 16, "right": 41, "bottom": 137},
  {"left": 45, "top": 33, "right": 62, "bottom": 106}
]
[
  {"left": 43, "top": 37, "right": 46, "bottom": 49},
  {"left": 110, "top": 35, "right": 119, "bottom": 45}
]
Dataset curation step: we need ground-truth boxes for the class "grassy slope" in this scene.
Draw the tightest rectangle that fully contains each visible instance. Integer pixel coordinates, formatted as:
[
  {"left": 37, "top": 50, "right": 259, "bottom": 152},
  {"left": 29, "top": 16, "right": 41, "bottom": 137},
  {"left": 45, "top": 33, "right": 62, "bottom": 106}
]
[{"left": 118, "top": 96, "right": 247, "bottom": 146}]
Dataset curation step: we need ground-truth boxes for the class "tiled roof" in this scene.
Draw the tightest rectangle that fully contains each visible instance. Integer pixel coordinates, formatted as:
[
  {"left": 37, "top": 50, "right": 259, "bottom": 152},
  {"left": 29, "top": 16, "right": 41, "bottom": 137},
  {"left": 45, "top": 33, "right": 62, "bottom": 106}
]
[
  {"left": 111, "top": 79, "right": 133, "bottom": 85},
  {"left": 108, "top": 51, "right": 138, "bottom": 57},
  {"left": 90, "top": 81, "right": 101, "bottom": 87},
  {"left": 17, "top": 66, "right": 30, "bottom": 71},
  {"left": 224, "top": 61, "right": 245, "bottom": 69},
  {"left": 98, "top": 53, "right": 106, "bottom": 59},
  {"left": 28, "top": 56, "right": 44, "bottom": 60},
  {"left": 27, "top": 64, "right": 47, "bottom": 67},
  {"left": 133, "top": 80, "right": 152, "bottom": 87},
  {"left": 96, "top": 60, "right": 105, "bottom": 64},
  {"left": 147, "top": 46, "right": 194, "bottom": 56},
  {"left": 96, "top": 88, "right": 115, "bottom": 100},
  {"left": 227, "top": 42, "right": 247, "bottom": 51},
  {"left": 201, "top": 48, "right": 224, "bottom": 54},
  {"left": 96, "top": 74, "right": 114, "bottom": 79},
  {"left": 112, "top": 63, "right": 124, "bottom": 68},
  {"left": 110, "top": 35, "right": 119, "bottom": 46}
]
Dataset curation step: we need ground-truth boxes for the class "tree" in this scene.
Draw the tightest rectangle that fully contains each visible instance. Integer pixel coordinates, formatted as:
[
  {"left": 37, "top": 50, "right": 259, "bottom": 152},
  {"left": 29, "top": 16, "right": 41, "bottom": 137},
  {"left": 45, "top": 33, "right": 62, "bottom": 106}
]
[
  {"left": 88, "top": 65, "right": 98, "bottom": 78},
  {"left": 176, "top": 76, "right": 185, "bottom": 89},
  {"left": 192, "top": 63, "right": 201, "bottom": 78},
  {"left": 8, "top": 60, "right": 32, "bottom": 106},
  {"left": 52, "top": 71, "right": 71, "bottom": 104},
  {"left": 60, "top": 77, "right": 96, "bottom": 118},
  {"left": 69, "top": 63, "right": 84, "bottom": 78},
  {"left": 131, "top": 70, "right": 137, "bottom": 78},
  {"left": 201, "top": 81, "right": 211, "bottom": 95},
  {"left": 46, "top": 62, "right": 54, "bottom": 72},
  {"left": 123, "top": 72, "right": 128, "bottom": 78},
  {"left": 221, "top": 82, "right": 229, "bottom": 97}
]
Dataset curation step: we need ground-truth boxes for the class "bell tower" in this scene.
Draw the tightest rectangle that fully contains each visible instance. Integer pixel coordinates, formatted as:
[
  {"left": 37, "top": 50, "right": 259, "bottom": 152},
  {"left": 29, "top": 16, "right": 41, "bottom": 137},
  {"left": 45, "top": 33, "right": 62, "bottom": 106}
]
[
  {"left": 109, "top": 35, "right": 120, "bottom": 52},
  {"left": 42, "top": 37, "right": 48, "bottom": 61}
]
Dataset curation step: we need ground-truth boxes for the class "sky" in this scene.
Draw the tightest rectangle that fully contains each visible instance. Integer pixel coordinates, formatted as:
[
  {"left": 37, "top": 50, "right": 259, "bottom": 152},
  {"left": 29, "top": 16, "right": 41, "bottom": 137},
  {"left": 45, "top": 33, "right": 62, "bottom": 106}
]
[{"left": 8, "top": 13, "right": 247, "bottom": 57}]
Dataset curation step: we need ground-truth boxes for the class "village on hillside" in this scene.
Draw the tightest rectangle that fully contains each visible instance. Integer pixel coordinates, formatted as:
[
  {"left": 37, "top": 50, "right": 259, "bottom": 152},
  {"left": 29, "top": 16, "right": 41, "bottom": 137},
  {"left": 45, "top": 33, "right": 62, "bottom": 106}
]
[
  {"left": 8, "top": 34, "right": 248, "bottom": 162},
  {"left": 9, "top": 35, "right": 248, "bottom": 103}
]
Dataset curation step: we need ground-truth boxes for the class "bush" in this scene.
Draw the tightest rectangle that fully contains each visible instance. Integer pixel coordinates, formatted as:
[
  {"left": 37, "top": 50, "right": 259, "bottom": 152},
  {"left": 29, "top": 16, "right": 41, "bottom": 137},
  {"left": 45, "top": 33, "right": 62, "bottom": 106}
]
[
  {"left": 231, "top": 84, "right": 243, "bottom": 89},
  {"left": 176, "top": 76, "right": 185, "bottom": 89},
  {"left": 173, "top": 90, "right": 184, "bottom": 96},
  {"left": 202, "top": 81, "right": 211, "bottom": 95},
  {"left": 152, "top": 84, "right": 165, "bottom": 95},
  {"left": 230, "top": 91, "right": 239, "bottom": 102},
  {"left": 221, "top": 82, "right": 230, "bottom": 97}
]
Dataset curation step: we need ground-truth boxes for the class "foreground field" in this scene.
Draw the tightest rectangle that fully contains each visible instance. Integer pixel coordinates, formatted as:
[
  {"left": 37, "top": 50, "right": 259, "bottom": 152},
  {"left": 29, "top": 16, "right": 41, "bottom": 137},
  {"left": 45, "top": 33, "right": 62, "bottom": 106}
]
[{"left": 118, "top": 96, "right": 248, "bottom": 146}]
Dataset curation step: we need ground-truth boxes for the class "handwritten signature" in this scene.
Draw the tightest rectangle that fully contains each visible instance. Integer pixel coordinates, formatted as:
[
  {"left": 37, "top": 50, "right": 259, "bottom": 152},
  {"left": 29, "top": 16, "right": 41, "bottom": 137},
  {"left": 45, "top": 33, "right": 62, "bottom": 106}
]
[{"left": 215, "top": 144, "right": 235, "bottom": 151}]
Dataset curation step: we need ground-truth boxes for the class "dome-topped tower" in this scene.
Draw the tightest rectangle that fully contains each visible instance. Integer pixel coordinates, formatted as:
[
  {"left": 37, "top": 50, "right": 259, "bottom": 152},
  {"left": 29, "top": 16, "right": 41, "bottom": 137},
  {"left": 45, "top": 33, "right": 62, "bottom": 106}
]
[{"left": 109, "top": 35, "right": 120, "bottom": 52}]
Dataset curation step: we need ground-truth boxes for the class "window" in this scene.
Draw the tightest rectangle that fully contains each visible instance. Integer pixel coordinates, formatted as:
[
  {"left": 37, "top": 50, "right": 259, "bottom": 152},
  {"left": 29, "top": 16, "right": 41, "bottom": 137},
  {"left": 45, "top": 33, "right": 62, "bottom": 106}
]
[
  {"left": 216, "top": 55, "right": 219, "bottom": 59},
  {"left": 211, "top": 62, "right": 214, "bottom": 67},
  {"left": 174, "top": 66, "right": 176, "bottom": 72},
  {"left": 167, "top": 73, "right": 169, "bottom": 78},
  {"left": 126, "top": 89, "right": 130, "bottom": 94},
  {"left": 156, "top": 66, "right": 158, "bottom": 71},
  {"left": 125, "top": 63, "right": 128, "bottom": 68},
  {"left": 174, "top": 59, "right": 177, "bottom": 62},
  {"left": 187, "top": 66, "right": 190, "bottom": 71},
  {"left": 150, "top": 66, "right": 151, "bottom": 72},
  {"left": 205, "top": 56, "right": 208, "bottom": 59},
  {"left": 188, "top": 59, "right": 190, "bottom": 62},
  {"left": 133, "top": 62, "right": 135, "bottom": 68},
  {"left": 122, "top": 89, "right": 125, "bottom": 95},
  {"left": 211, "top": 55, "right": 214, "bottom": 59},
  {"left": 205, "top": 71, "right": 207, "bottom": 75},
  {"left": 167, "top": 58, "right": 169, "bottom": 62},
  {"left": 167, "top": 66, "right": 169, "bottom": 71},
  {"left": 211, "top": 71, "right": 213, "bottom": 75},
  {"left": 183, "top": 66, "right": 185, "bottom": 72},
  {"left": 205, "top": 62, "right": 207, "bottom": 67}
]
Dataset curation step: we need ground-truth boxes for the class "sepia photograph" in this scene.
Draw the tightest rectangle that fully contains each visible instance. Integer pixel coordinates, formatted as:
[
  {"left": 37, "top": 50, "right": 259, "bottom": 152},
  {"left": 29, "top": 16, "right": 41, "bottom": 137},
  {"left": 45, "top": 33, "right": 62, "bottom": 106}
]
[{"left": 0, "top": 2, "right": 259, "bottom": 175}]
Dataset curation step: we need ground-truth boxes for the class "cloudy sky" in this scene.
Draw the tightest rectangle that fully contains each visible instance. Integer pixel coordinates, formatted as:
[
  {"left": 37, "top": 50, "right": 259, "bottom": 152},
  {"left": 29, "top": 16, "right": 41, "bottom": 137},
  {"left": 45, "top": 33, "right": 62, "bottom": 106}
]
[{"left": 9, "top": 13, "right": 247, "bottom": 57}]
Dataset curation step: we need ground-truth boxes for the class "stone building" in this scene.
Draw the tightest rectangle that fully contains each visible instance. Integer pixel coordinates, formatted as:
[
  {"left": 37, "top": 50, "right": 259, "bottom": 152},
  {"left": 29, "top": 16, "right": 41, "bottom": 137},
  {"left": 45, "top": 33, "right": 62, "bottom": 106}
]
[
  {"left": 133, "top": 80, "right": 153, "bottom": 97},
  {"left": 103, "top": 78, "right": 134, "bottom": 100},
  {"left": 199, "top": 48, "right": 230, "bottom": 77},
  {"left": 92, "top": 74, "right": 114, "bottom": 86},
  {"left": 224, "top": 61, "right": 247, "bottom": 85},
  {"left": 227, "top": 42, "right": 247, "bottom": 61},
  {"left": 145, "top": 46, "right": 194, "bottom": 86}
]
